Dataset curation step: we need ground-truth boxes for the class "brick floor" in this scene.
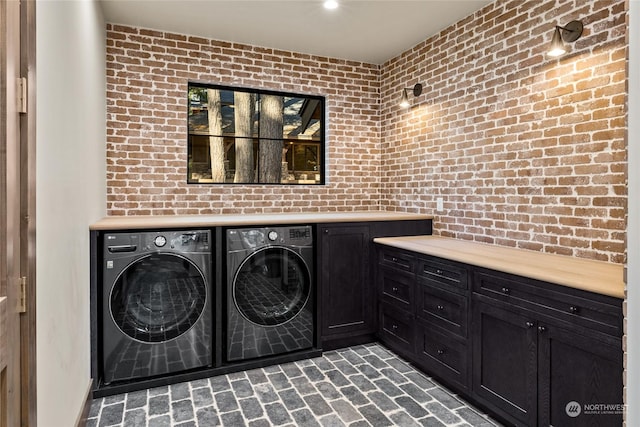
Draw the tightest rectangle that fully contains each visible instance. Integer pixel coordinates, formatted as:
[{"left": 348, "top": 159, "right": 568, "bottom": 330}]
[{"left": 88, "top": 343, "right": 502, "bottom": 427}]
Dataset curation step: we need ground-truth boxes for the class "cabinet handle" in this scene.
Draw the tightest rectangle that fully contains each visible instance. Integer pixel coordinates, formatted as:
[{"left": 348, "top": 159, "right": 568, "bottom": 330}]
[
  {"left": 392, "top": 324, "right": 398, "bottom": 330},
  {"left": 501, "top": 287, "right": 510, "bottom": 294},
  {"left": 392, "top": 257, "right": 398, "bottom": 262},
  {"left": 324, "top": 229, "right": 329, "bottom": 234},
  {"left": 437, "top": 305, "right": 444, "bottom": 311},
  {"left": 392, "top": 287, "right": 398, "bottom": 292},
  {"left": 437, "top": 349, "right": 445, "bottom": 355},
  {"left": 538, "top": 326, "right": 547, "bottom": 333},
  {"left": 526, "top": 321, "right": 535, "bottom": 328},
  {"left": 569, "top": 306, "right": 579, "bottom": 314},
  {"left": 436, "top": 269, "right": 443, "bottom": 275}
]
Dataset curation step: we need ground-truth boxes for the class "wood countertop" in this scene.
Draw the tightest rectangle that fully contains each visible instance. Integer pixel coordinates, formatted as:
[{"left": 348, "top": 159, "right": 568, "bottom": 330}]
[
  {"left": 374, "top": 235, "right": 625, "bottom": 299},
  {"left": 90, "top": 211, "right": 433, "bottom": 231}
]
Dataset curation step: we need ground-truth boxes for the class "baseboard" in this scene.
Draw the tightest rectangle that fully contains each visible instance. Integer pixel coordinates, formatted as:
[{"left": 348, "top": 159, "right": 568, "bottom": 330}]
[{"left": 75, "top": 379, "right": 94, "bottom": 427}]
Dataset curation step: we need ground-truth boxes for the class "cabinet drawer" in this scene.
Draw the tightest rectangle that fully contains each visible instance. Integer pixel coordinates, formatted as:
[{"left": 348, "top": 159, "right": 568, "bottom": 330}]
[
  {"left": 379, "top": 267, "right": 413, "bottom": 311},
  {"left": 474, "top": 270, "right": 622, "bottom": 337},
  {"left": 379, "top": 248, "right": 414, "bottom": 273},
  {"left": 418, "top": 257, "right": 468, "bottom": 290},
  {"left": 379, "top": 303, "right": 414, "bottom": 353},
  {"left": 416, "top": 279, "right": 468, "bottom": 337},
  {"left": 415, "top": 323, "right": 468, "bottom": 390}
]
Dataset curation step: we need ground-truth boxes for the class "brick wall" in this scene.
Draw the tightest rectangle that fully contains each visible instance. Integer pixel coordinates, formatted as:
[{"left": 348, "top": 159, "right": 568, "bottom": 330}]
[
  {"left": 106, "top": 25, "right": 381, "bottom": 215},
  {"left": 106, "top": 0, "right": 628, "bottom": 265},
  {"left": 380, "top": 0, "right": 627, "bottom": 264}
]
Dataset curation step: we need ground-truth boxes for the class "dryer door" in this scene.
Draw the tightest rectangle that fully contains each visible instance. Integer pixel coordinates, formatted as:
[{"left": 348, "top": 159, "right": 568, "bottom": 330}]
[
  {"left": 233, "top": 247, "right": 311, "bottom": 327},
  {"left": 109, "top": 253, "right": 207, "bottom": 343}
]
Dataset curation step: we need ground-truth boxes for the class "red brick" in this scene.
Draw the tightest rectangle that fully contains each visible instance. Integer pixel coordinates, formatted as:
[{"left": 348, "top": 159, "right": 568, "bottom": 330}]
[{"left": 106, "top": 0, "right": 626, "bottom": 264}]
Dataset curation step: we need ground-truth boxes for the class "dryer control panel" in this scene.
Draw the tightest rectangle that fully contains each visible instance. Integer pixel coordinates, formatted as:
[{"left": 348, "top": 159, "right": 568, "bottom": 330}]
[{"left": 227, "top": 225, "right": 313, "bottom": 250}]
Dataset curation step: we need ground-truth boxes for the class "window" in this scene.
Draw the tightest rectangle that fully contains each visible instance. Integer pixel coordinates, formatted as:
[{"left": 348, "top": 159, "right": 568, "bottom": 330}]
[{"left": 188, "top": 83, "right": 325, "bottom": 184}]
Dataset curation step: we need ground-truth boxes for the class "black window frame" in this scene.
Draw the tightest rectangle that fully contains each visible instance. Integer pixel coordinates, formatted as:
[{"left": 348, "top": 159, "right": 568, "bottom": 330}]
[{"left": 187, "top": 82, "right": 326, "bottom": 185}]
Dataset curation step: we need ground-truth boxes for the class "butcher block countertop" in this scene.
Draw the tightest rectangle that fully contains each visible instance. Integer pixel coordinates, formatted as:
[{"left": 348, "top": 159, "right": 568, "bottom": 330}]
[
  {"left": 90, "top": 211, "right": 432, "bottom": 231},
  {"left": 374, "top": 235, "right": 625, "bottom": 299}
]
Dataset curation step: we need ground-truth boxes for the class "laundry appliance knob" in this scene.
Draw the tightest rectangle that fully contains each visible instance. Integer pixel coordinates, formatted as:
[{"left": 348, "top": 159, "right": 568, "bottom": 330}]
[{"left": 154, "top": 235, "right": 167, "bottom": 247}]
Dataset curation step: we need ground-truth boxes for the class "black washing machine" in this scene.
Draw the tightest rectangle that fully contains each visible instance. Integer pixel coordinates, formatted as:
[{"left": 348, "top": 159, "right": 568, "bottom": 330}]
[
  {"left": 101, "top": 230, "right": 212, "bottom": 385},
  {"left": 226, "top": 225, "right": 314, "bottom": 361}
]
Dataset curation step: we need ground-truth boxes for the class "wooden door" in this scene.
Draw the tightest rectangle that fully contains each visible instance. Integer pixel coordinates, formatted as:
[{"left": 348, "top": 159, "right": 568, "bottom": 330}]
[
  {"left": 472, "top": 298, "right": 538, "bottom": 426},
  {"left": 1, "top": 0, "right": 24, "bottom": 425}
]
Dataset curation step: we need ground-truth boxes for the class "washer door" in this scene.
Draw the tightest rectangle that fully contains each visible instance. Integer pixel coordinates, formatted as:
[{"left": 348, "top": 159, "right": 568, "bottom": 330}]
[
  {"left": 233, "top": 247, "right": 311, "bottom": 327},
  {"left": 110, "top": 253, "right": 207, "bottom": 343}
]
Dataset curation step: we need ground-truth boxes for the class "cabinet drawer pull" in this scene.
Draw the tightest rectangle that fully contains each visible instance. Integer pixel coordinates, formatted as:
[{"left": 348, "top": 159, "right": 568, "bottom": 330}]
[
  {"left": 392, "top": 287, "right": 398, "bottom": 292},
  {"left": 538, "top": 326, "right": 547, "bottom": 333},
  {"left": 526, "top": 321, "right": 535, "bottom": 328},
  {"left": 437, "top": 349, "right": 445, "bottom": 355},
  {"left": 436, "top": 269, "right": 443, "bottom": 275},
  {"left": 569, "top": 306, "right": 579, "bottom": 314},
  {"left": 392, "top": 324, "right": 398, "bottom": 330},
  {"left": 437, "top": 305, "right": 444, "bottom": 311},
  {"left": 501, "top": 287, "right": 510, "bottom": 294}
]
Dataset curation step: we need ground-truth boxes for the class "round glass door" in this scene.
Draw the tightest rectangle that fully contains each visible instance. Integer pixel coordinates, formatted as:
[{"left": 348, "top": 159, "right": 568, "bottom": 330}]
[
  {"left": 110, "top": 253, "right": 207, "bottom": 343},
  {"left": 233, "top": 247, "right": 311, "bottom": 327}
]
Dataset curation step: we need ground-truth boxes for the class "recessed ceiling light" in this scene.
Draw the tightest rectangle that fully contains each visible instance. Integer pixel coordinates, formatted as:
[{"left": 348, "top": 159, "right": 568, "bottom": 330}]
[{"left": 324, "top": 0, "right": 339, "bottom": 10}]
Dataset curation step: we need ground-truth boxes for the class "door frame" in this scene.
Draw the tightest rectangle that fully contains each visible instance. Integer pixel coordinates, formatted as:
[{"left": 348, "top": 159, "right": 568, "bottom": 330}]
[
  {"left": 20, "top": 1, "right": 37, "bottom": 426},
  {"left": 1, "top": 0, "right": 37, "bottom": 425}
]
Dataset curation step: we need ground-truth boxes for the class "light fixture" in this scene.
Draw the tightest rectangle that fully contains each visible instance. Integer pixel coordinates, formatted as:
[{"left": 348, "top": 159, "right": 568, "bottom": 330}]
[
  {"left": 399, "top": 83, "right": 423, "bottom": 108},
  {"left": 547, "top": 20, "right": 583, "bottom": 57},
  {"left": 324, "top": 0, "right": 338, "bottom": 10}
]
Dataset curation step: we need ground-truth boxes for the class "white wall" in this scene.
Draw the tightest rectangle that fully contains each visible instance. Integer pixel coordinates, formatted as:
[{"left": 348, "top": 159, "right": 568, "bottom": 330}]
[
  {"left": 36, "top": 1, "right": 106, "bottom": 425},
  {"left": 627, "top": 1, "right": 639, "bottom": 424}
]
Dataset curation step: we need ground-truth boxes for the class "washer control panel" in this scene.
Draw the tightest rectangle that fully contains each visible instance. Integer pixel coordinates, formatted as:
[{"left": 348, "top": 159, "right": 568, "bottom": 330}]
[{"left": 104, "top": 230, "right": 210, "bottom": 259}]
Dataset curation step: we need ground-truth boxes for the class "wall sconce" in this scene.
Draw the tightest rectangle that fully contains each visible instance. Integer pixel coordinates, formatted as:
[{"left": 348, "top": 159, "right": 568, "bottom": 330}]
[
  {"left": 399, "top": 83, "right": 423, "bottom": 108},
  {"left": 547, "top": 20, "right": 583, "bottom": 57}
]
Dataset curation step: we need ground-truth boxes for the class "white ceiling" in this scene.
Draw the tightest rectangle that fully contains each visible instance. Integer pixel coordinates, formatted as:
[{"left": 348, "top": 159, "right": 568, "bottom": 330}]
[{"left": 99, "top": 0, "right": 492, "bottom": 64}]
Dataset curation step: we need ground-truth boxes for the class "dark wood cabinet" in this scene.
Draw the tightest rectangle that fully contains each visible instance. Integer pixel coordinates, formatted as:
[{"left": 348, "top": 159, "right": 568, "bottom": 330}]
[
  {"left": 374, "top": 243, "right": 623, "bottom": 427},
  {"left": 472, "top": 296, "right": 538, "bottom": 426},
  {"left": 379, "top": 302, "right": 415, "bottom": 355},
  {"left": 319, "top": 224, "right": 372, "bottom": 342},
  {"left": 415, "top": 319, "right": 469, "bottom": 391},
  {"left": 538, "top": 313, "right": 623, "bottom": 426},
  {"left": 375, "top": 248, "right": 473, "bottom": 390},
  {"left": 318, "top": 220, "right": 432, "bottom": 349},
  {"left": 472, "top": 271, "right": 623, "bottom": 427},
  {"left": 414, "top": 255, "right": 471, "bottom": 390},
  {"left": 376, "top": 247, "right": 417, "bottom": 359}
]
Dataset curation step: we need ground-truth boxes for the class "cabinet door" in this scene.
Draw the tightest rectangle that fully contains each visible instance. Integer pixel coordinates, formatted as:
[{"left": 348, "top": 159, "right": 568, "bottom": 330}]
[
  {"left": 319, "top": 225, "right": 372, "bottom": 339},
  {"left": 379, "top": 302, "right": 414, "bottom": 356},
  {"left": 416, "top": 278, "right": 468, "bottom": 338},
  {"left": 415, "top": 321, "right": 468, "bottom": 390},
  {"left": 472, "top": 298, "right": 538, "bottom": 426},
  {"left": 538, "top": 323, "right": 623, "bottom": 426},
  {"left": 379, "top": 266, "right": 413, "bottom": 312}
]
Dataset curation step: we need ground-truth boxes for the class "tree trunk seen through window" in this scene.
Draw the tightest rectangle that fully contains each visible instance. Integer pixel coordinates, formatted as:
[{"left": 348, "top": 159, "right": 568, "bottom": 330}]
[
  {"left": 207, "top": 89, "right": 225, "bottom": 181},
  {"left": 259, "top": 95, "right": 284, "bottom": 183},
  {"left": 234, "top": 92, "right": 255, "bottom": 183}
]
